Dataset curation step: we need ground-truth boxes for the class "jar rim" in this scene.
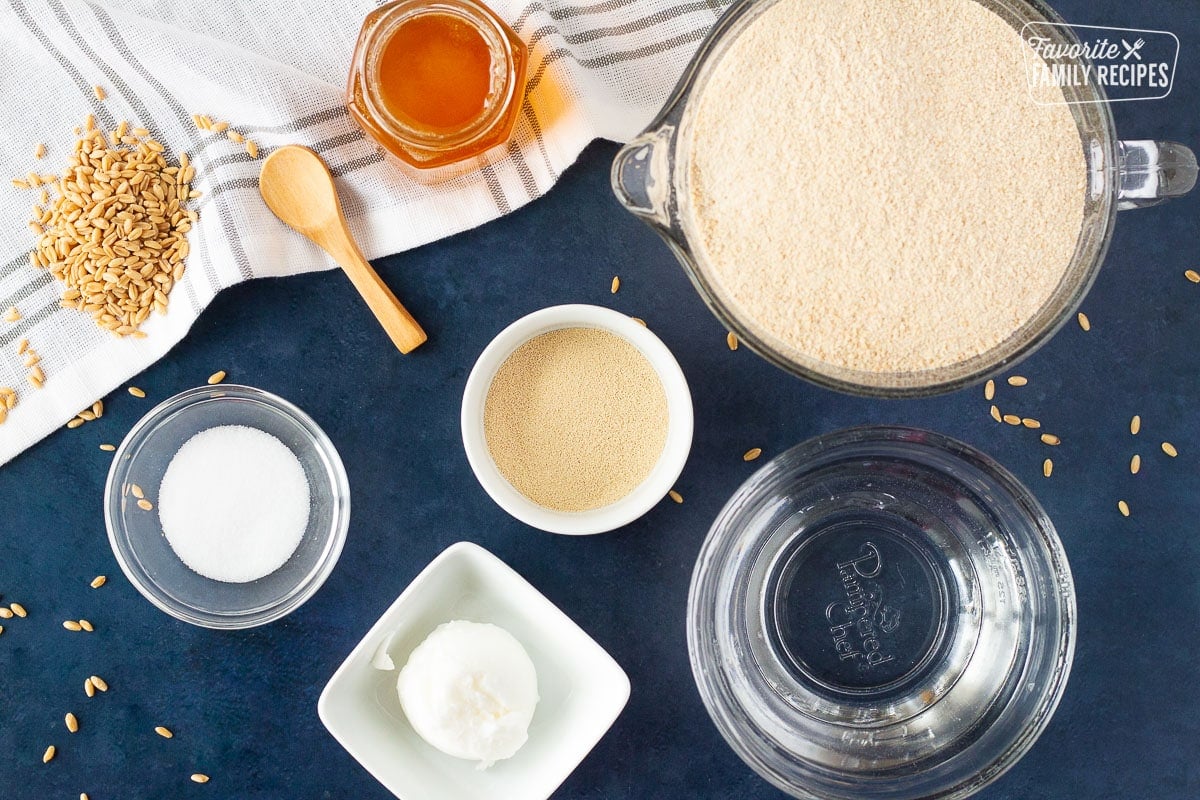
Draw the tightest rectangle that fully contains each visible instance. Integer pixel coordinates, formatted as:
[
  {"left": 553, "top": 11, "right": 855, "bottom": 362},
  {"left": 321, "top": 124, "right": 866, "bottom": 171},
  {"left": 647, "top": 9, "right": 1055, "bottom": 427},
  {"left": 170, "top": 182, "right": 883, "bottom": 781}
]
[{"left": 357, "top": 0, "right": 519, "bottom": 153}]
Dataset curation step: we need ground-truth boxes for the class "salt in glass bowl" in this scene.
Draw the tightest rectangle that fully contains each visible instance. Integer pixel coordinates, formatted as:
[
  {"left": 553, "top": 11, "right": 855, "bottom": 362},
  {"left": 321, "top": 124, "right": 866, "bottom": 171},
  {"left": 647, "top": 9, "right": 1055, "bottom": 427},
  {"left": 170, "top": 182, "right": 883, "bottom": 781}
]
[
  {"left": 688, "top": 426, "right": 1075, "bottom": 800},
  {"left": 461, "top": 304, "right": 693, "bottom": 535},
  {"left": 104, "top": 384, "right": 350, "bottom": 629}
]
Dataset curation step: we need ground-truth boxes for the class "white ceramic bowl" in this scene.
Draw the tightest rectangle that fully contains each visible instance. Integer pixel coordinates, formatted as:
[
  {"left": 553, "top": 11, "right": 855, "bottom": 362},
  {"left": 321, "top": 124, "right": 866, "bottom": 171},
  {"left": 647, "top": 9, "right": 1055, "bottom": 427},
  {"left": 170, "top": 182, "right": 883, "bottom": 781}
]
[
  {"left": 318, "top": 541, "right": 631, "bottom": 800},
  {"left": 461, "top": 304, "right": 693, "bottom": 534}
]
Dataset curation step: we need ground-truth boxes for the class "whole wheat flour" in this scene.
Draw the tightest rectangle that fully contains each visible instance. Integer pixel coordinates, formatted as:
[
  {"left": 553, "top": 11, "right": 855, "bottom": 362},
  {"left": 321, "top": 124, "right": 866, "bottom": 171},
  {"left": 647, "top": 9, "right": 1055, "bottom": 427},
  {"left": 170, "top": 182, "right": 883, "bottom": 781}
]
[{"left": 684, "top": 0, "right": 1086, "bottom": 375}]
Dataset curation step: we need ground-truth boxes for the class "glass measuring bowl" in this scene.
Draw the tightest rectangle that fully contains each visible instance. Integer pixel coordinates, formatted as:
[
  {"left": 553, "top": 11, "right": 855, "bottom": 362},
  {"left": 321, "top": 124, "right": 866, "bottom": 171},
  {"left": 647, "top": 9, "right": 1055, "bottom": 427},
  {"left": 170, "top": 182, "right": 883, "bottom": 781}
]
[
  {"left": 611, "top": 0, "right": 1197, "bottom": 398},
  {"left": 687, "top": 426, "right": 1076, "bottom": 800}
]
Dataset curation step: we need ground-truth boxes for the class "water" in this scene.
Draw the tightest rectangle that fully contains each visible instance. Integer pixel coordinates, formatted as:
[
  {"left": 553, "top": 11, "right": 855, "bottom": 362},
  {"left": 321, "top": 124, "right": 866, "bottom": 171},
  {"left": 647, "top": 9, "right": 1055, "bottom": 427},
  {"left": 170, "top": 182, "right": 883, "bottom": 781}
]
[
  {"left": 742, "top": 476, "right": 994, "bottom": 731},
  {"left": 764, "top": 508, "right": 956, "bottom": 700},
  {"left": 689, "top": 429, "right": 1075, "bottom": 797}
]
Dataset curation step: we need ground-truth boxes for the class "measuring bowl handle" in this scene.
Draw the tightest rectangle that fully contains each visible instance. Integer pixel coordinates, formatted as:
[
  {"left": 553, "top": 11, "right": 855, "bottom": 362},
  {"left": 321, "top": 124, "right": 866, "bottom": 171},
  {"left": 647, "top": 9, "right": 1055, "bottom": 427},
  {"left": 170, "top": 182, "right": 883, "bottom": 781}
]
[
  {"left": 1116, "top": 140, "right": 1197, "bottom": 210},
  {"left": 611, "top": 125, "right": 676, "bottom": 228}
]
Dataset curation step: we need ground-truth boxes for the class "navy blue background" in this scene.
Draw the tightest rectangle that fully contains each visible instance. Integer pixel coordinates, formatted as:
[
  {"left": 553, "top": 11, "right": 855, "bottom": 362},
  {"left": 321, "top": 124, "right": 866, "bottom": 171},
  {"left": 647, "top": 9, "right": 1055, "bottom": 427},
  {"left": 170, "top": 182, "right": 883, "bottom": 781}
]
[{"left": 1, "top": 1, "right": 1198, "bottom": 797}]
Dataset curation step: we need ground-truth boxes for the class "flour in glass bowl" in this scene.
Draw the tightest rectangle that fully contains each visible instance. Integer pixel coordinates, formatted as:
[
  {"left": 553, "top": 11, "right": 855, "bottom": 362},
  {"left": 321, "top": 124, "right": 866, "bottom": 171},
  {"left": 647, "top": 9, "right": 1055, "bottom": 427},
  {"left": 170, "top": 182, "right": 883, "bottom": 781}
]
[{"left": 683, "top": 0, "right": 1087, "bottom": 376}]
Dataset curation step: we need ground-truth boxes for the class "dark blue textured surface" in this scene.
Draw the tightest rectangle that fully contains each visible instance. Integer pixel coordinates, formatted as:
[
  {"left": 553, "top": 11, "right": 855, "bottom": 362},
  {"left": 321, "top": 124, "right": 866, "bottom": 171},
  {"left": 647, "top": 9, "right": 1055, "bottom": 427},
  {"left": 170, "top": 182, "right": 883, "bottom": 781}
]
[{"left": 2, "top": 1, "right": 1198, "bottom": 797}]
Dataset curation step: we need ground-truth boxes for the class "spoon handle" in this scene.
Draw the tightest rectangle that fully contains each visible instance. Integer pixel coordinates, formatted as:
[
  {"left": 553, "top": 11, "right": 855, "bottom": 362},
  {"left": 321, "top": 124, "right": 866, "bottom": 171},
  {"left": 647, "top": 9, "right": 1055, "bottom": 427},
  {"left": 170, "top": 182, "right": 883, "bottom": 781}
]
[{"left": 321, "top": 230, "right": 428, "bottom": 354}]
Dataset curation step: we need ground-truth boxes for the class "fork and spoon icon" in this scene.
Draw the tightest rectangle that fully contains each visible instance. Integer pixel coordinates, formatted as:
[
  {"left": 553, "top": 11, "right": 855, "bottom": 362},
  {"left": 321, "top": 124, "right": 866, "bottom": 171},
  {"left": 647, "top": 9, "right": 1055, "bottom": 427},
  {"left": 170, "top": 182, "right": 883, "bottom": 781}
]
[{"left": 1121, "top": 37, "right": 1146, "bottom": 60}]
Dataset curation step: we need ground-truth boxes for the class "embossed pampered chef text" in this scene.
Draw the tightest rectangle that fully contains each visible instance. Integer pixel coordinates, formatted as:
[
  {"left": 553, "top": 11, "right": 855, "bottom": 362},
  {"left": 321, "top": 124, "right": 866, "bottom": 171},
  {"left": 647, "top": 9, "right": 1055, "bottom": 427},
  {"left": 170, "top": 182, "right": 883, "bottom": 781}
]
[{"left": 826, "top": 543, "right": 901, "bottom": 671}]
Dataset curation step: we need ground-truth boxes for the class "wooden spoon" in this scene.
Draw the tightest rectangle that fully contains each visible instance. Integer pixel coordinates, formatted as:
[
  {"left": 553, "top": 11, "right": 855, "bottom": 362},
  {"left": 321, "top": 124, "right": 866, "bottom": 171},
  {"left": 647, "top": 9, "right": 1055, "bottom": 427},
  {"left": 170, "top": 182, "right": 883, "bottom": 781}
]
[{"left": 259, "top": 145, "right": 427, "bottom": 353}]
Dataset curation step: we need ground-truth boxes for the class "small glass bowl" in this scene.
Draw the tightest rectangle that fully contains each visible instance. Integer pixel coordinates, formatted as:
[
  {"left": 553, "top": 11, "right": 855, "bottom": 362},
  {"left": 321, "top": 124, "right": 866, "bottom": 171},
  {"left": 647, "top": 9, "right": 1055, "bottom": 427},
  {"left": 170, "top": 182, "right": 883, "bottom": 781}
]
[
  {"left": 105, "top": 385, "right": 351, "bottom": 629},
  {"left": 688, "top": 426, "right": 1075, "bottom": 800}
]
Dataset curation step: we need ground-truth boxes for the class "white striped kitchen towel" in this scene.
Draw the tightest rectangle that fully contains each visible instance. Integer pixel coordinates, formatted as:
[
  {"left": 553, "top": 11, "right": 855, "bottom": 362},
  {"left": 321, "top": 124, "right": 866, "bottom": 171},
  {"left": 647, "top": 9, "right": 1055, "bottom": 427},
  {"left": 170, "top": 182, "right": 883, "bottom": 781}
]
[{"left": 0, "top": 0, "right": 728, "bottom": 464}]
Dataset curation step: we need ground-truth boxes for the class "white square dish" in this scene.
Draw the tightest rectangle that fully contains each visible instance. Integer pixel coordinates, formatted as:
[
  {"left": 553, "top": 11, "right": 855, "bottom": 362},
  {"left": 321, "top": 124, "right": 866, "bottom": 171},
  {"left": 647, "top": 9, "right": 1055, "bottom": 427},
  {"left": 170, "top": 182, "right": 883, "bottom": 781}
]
[{"left": 318, "top": 541, "right": 631, "bottom": 800}]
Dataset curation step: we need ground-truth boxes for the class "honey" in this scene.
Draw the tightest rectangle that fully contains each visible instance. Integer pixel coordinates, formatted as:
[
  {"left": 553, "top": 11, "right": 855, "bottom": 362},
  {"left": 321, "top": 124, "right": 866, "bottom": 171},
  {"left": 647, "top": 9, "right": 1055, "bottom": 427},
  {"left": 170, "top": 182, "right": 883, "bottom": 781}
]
[
  {"left": 347, "top": 0, "right": 528, "bottom": 176},
  {"left": 376, "top": 14, "right": 492, "bottom": 132}
]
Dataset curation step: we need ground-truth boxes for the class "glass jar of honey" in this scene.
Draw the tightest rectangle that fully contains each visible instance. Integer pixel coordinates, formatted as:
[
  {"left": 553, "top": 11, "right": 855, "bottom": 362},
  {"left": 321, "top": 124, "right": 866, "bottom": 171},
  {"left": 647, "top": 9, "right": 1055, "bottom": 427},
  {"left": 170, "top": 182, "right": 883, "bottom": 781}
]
[{"left": 347, "top": 0, "right": 528, "bottom": 178}]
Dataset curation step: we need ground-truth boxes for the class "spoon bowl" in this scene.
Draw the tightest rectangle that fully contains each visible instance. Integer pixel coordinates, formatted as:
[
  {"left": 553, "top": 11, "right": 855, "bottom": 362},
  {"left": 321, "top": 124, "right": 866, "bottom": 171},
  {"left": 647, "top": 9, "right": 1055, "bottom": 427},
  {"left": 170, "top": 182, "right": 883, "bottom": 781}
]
[{"left": 260, "top": 145, "right": 427, "bottom": 354}]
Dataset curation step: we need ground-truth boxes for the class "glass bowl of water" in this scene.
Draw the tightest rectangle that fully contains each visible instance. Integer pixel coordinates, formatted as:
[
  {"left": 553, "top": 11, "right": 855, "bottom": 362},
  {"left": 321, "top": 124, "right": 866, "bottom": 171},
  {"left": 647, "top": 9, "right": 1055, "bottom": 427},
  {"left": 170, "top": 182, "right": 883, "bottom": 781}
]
[
  {"left": 105, "top": 385, "right": 351, "bottom": 629},
  {"left": 687, "top": 426, "right": 1075, "bottom": 800}
]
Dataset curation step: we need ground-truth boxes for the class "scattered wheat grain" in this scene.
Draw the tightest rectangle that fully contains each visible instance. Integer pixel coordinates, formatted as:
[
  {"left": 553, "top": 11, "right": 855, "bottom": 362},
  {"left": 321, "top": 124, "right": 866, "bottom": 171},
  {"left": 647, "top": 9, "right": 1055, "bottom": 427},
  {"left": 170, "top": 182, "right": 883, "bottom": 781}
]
[
  {"left": 984, "top": 379, "right": 994, "bottom": 400},
  {"left": 65, "top": 713, "right": 79, "bottom": 733},
  {"left": 1130, "top": 454, "right": 1141, "bottom": 474},
  {"left": 128, "top": 386, "right": 146, "bottom": 398},
  {"left": 989, "top": 404, "right": 1001, "bottom": 422},
  {"left": 11, "top": 603, "right": 26, "bottom": 618},
  {"left": 90, "top": 575, "right": 106, "bottom": 588},
  {"left": 84, "top": 678, "right": 95, "bottom": 697},
  {"left": 1118, "top": 500, "right": 1130, "bottom": 517},
  {"left": 99, "top": 444, "right": 115, "bottom": 452},
  {"left": 63, "top": 620, "right": 82, "bottom": 631},
  {"left": 668, "top": 490, "right": 683, "bottom": 504},
  {"left": 43, "top": 745, "right": 55, "bottom": 763},
  {"left": 1185, "top": 269, "right": 1200, "bottom": 284},
  {"left": 1162, "top": 441, "right": 1178, "bottom": 457},
  {"left": 155, "top": 726, "right": 174, "bottom": 739},
  {"left": 191, "top": 774, "right": 210, "bottom": 784},
  {"left": 207, "top": 370, "right": 226, "bottom": 385},
  {"left": 245, "top": 140, "right": 258, "bottom": 158},
  {"left": 1007, "top": 375, "right": 1028, "bottom": 386},
  {"left": 137, "top": 498, "right": 153, "bottom": 511},
  {"left": 1130, "top": 415, "right": 1141, "bottom": 435},
  {"left": 1077, "top": 312, "right": 1090, "bottom": 331},
  {"left": 1043, "top": 458, "right": 1053, "bottom": 477},
  {"left": 1003, "top": 414, "right": 1021, "bottom": 426},
  {"left": 743, "top": 447, "right": 762, "bottom": 461},
  {"left": 726, "top": 331, "right": 738, "bottom": 350},
  {"left": 1040, "top": 433, "right": 1061, "bottom": 446},
  {"left": 79, "top": 619, "right": 93, "bottom": 632},
  {"left": 1022, "top": 418, "right": 1041, "bottom": 429},
  {"left": 89, "top": 675, "right": 108, "bottom": 692}
]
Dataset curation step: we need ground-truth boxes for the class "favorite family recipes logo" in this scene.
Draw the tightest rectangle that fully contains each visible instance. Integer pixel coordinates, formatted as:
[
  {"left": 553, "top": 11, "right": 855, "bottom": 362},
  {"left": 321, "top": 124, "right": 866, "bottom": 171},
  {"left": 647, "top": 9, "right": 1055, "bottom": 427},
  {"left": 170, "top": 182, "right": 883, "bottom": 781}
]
[{"left": 1022, "top": 23, "right": 1179, "bottom": 102}]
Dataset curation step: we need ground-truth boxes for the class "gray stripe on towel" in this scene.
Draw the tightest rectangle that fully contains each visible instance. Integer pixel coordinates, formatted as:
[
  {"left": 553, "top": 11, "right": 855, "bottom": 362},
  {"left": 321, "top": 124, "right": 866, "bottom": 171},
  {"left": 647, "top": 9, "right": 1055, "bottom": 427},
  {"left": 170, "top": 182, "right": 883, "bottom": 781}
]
[{"left": 88, "top": 1, "right": 256, "bottom": 285}]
